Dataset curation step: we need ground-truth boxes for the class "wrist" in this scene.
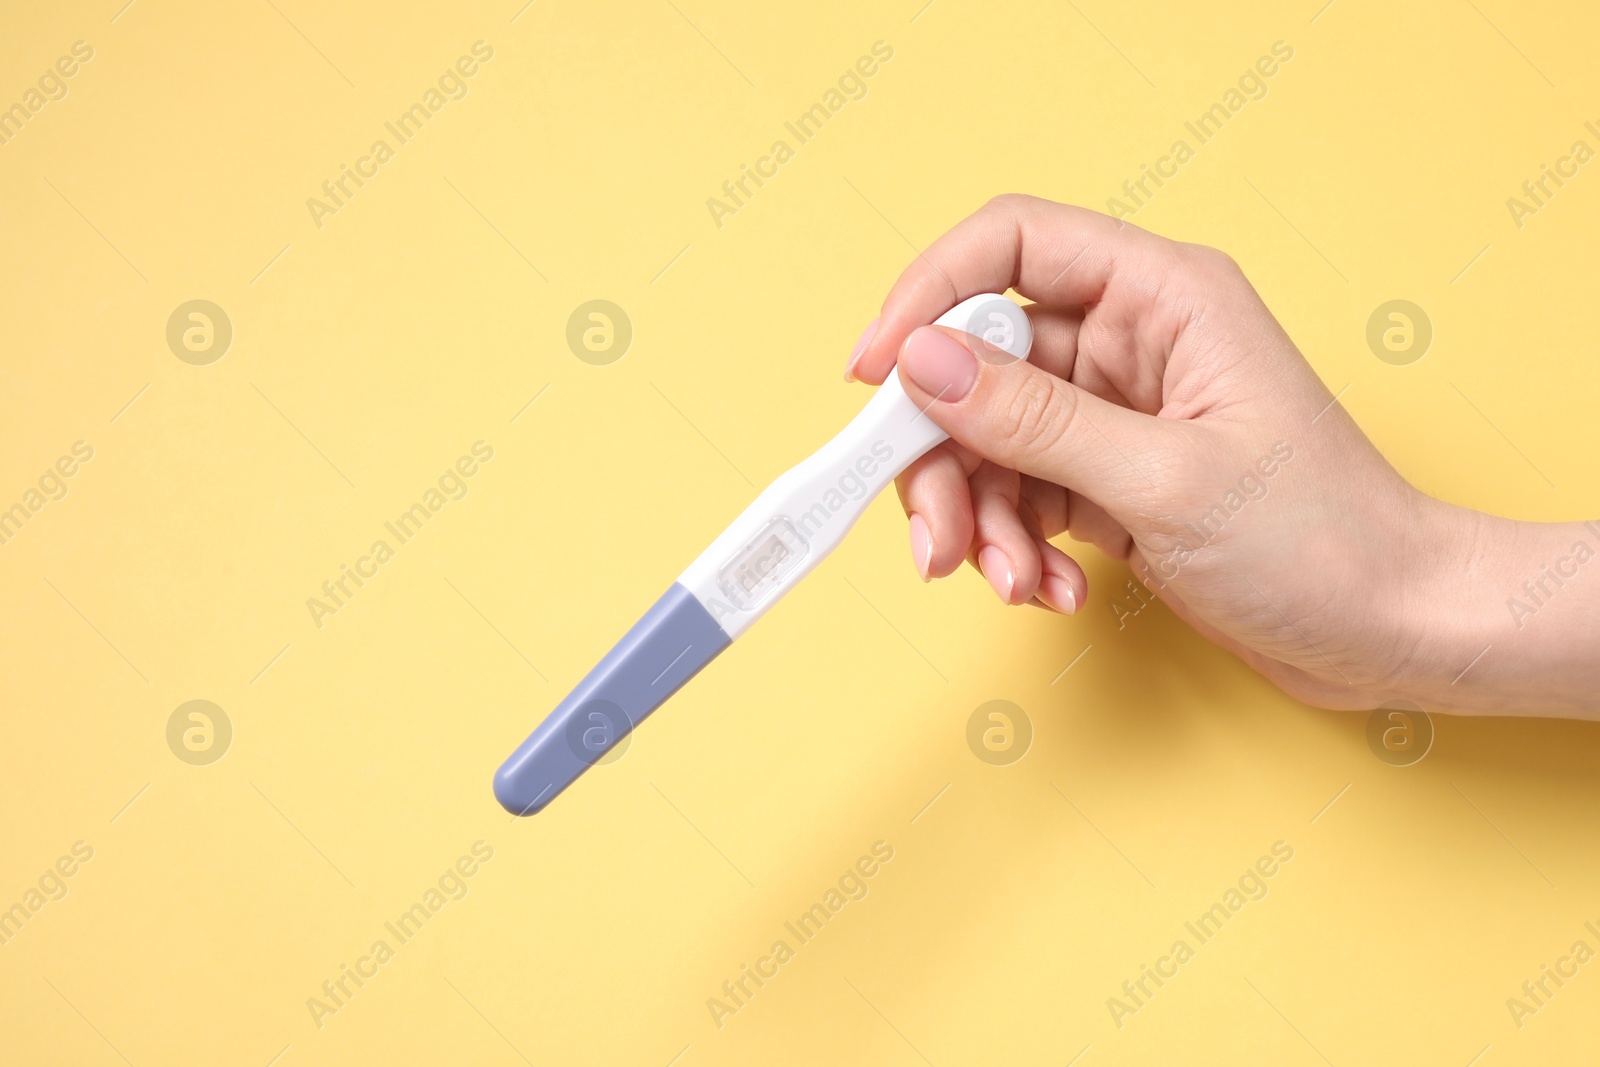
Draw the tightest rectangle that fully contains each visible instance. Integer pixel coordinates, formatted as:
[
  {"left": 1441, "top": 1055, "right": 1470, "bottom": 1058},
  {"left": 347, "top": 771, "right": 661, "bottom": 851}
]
[
  {"left": 1391, "top": 499, "right": 1503, "bottom": 708},
  {"left": 1396, "top": 500, "right": 1600, "bottom": 715}
]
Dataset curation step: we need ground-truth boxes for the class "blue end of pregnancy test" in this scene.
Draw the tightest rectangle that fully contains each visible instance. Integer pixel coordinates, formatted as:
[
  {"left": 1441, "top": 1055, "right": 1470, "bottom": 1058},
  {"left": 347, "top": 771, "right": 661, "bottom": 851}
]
[{"left": 493, "top": 583, "right": 730, "bottom": 816}]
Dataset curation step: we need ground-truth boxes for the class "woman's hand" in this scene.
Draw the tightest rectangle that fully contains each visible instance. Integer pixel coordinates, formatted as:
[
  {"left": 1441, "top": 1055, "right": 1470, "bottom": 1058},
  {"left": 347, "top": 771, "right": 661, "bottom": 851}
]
[{"left": 845, "top": 194, "right": 1598, "bottom": 715}]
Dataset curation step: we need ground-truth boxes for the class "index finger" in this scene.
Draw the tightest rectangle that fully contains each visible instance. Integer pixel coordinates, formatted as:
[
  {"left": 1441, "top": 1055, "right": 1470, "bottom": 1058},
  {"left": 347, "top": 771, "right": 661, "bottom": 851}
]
[{"left": 848, "top": 195, "right": 1167, "bottom": 385}]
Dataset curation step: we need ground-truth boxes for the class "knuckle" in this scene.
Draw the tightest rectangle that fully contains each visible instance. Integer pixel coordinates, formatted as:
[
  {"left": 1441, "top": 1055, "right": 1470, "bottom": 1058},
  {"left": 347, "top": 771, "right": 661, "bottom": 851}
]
[
  {"left": 985, "top": 192, "right": 1038, "bottom": 215},
  {"left": 1181, "top": 241, "right": 1243, "bottom": 280},
  {"left": 996, "top": 372, "right": 1074, "bottom": 458}
]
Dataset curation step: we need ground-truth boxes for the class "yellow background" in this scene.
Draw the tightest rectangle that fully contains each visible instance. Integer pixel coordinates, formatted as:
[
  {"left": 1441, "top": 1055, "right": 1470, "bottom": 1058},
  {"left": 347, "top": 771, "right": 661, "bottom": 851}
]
[{"left": 3, "top": 0, "right": 1599, "bottom": 1063}]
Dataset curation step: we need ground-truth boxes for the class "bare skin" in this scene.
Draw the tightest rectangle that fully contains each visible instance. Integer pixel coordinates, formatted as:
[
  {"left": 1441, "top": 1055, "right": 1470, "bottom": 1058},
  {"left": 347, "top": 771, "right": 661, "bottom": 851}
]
[{"left": 844, "top": 195, "right": 1600, "bottom": 717}]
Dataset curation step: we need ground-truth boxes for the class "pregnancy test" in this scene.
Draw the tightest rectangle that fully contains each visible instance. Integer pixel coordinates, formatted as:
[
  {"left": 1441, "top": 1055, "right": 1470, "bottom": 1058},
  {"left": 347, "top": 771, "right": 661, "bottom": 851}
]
[{"left": 494, "top": 293, "right": 1032, "bottom": 815}]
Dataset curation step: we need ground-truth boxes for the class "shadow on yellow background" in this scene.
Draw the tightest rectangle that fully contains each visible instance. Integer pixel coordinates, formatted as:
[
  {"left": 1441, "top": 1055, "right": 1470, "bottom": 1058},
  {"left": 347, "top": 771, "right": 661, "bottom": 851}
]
[{"left": 2, "top": 1, "right": 1597, "bottom": 1063}]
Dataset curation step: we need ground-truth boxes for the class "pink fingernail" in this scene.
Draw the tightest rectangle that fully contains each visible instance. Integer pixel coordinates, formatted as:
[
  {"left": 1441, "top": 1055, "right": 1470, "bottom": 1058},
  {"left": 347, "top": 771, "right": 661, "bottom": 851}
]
[
  {"left": 843, "top": 316, "right": 880, "bottom": 381},
  {"left": 908, "top": 513, "right": 932, "bottom": 582},
  {"left": 1038, "top": 574, "right": 1078, "bottom": 615},
  {"left": 901, "top": 327, "right": 978, "bottom": 401},
  {"left": 978, "top": 545, "right": 1014, "bottom": 603}
]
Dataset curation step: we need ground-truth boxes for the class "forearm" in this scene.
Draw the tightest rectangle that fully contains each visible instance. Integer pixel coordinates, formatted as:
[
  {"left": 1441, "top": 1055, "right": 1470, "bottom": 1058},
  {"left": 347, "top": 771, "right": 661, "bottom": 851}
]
[{"left": 1404, "top": 501, "right": 1600, "bottom": 716}]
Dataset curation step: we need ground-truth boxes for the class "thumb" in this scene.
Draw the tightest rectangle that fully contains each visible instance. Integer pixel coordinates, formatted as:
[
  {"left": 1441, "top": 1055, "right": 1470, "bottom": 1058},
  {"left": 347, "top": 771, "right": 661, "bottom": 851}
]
[{"left": 896, "top": 324, "right": 1170, "bottom": 504}]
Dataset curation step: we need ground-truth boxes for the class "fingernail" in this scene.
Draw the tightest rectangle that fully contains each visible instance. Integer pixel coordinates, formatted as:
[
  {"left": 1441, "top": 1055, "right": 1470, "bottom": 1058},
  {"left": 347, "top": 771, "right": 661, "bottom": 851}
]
[
  {"left": 978, "top": 545, "right": 1014, "bottom": 603},
  {"left": 908, "top": 513, "right": 932, "bottom": 582},
  {"left": 1038, "top": 574, "right": 1078, "bottom": 615},
  {"left": 901, "top": 326, "right": 977, "bottom": 401},
  {"left": 843, "top": 317, "right": 880, "bottom": 381}
]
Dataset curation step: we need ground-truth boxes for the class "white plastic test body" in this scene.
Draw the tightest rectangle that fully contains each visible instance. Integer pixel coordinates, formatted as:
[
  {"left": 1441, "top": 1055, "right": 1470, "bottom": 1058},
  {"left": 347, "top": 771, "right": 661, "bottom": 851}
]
[
  {"left": 494, "top": 293, "right": 1032, "bottom": 815},
  {"left": 676, "top": 293, "right": 1032, "bottom": 636}
]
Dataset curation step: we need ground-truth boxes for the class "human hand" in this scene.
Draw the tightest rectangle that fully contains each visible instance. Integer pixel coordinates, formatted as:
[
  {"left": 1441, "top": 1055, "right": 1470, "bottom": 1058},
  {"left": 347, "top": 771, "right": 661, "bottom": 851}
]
[{"left": 844, "top": 194, "right": 1579, "bottom": 714}]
